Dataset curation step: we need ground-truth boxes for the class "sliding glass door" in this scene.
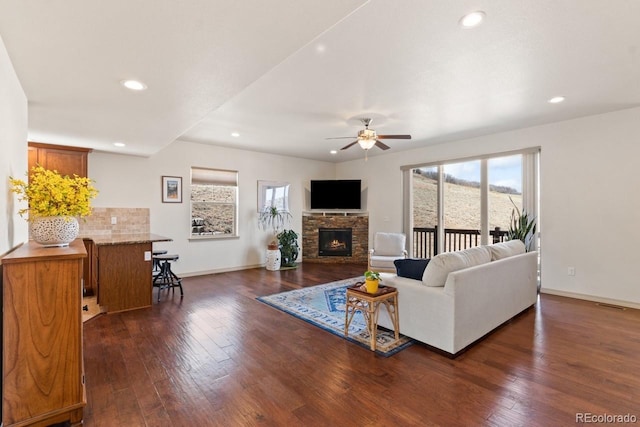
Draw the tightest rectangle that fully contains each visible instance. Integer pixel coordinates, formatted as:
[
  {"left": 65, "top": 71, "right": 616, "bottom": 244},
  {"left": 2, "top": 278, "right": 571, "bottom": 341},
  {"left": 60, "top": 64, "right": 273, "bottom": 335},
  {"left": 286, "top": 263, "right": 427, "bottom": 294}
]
[{"left": 407, "top": 149, "right": 537, "bottom": 258}]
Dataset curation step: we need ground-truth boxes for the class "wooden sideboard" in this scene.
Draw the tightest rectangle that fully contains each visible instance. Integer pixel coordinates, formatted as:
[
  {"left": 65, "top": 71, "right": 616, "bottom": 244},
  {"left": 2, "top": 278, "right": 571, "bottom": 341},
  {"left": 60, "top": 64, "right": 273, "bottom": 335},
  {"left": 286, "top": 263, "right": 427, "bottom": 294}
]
[{"left": 1, "top": 239, "right": 86, "bottom": 427}]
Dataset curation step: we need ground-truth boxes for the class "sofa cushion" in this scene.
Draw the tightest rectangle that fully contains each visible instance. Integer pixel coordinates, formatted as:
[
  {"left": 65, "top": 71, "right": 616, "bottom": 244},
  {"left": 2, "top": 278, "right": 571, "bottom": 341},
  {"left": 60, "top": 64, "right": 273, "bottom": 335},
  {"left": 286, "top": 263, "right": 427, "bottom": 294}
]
[
  {"left": 373, "top": 232, "right": 406, "bottom": 256},
  {"left": 394, "top": 258, "right": 430, "bottom": 280},
  {"left": 422, "top": 245, "right": 491, "bottom": 287},
  {"left": 489, "top": 239, "right": 525, "bottom": 261}
]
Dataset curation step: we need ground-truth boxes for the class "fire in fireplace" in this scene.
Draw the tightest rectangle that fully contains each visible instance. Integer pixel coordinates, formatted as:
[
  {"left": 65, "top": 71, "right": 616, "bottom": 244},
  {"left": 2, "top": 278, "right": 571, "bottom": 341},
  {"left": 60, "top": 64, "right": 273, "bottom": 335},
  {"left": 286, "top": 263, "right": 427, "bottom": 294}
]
[{"left": 318, "top": 228, "right": 352, "bottom": 257}]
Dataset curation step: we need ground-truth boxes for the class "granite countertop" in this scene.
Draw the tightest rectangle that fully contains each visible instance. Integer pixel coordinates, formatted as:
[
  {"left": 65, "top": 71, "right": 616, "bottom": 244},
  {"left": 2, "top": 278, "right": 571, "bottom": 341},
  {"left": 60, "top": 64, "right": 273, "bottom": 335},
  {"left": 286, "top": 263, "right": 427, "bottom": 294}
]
[{"left": 80, "top": 233, "right": 172, "bottom": 246}]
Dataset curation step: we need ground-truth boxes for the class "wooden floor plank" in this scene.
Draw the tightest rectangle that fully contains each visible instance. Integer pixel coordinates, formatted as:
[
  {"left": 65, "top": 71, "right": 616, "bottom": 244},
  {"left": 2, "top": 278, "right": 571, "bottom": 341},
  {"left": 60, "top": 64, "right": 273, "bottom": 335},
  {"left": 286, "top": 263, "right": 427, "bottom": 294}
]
[{"left": 82, "top": 263, "right": 640, "bottom": 426}]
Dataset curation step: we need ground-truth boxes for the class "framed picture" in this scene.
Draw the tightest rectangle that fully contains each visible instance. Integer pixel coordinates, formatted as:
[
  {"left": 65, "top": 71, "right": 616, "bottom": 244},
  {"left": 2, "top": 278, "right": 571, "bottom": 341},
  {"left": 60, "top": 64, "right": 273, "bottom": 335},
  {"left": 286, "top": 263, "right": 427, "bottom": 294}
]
[{"left": 162, "top": 176, "right": 182, "bottom": 203}]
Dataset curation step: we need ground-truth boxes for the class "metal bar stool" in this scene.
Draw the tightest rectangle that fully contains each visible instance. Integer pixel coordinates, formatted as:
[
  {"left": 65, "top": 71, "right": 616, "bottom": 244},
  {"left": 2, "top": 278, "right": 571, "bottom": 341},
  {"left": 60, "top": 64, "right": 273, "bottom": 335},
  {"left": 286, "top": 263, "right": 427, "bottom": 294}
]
[
  {"left": 152, "top": 254, "right": 184, "bottom": 301},
  {"left": 152, "top": 249, "right": 168, "bottom": 279}
]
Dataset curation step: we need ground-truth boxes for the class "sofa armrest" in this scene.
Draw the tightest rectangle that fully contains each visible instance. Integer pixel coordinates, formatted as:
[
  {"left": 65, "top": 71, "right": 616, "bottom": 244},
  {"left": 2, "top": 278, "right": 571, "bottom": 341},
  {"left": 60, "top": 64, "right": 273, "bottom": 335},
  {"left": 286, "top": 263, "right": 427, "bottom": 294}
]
[{"left": 443, "top": 251, "right": 538, "bottom": 353}]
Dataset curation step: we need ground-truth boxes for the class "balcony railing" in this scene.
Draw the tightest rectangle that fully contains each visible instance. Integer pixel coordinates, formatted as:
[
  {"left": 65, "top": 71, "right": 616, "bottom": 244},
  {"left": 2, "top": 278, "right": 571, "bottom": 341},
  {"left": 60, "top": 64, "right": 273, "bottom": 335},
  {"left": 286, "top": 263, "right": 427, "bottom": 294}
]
[{"left": 412, "top": 226, "right": 509, "bottom": 258}]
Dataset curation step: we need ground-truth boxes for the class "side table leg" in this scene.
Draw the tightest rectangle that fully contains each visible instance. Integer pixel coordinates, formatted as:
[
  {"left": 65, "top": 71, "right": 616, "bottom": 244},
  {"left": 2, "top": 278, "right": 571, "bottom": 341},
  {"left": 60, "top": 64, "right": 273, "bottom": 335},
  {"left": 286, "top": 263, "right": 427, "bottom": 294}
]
[
  {"left": 344, "top": 299, "right": 353, "bottom": 336},
  {"left": 369, "top": 302, "right": 377, "bottom": 351},
  {"left": 393, "top": 295, "right": 400, "bottom": 340}
]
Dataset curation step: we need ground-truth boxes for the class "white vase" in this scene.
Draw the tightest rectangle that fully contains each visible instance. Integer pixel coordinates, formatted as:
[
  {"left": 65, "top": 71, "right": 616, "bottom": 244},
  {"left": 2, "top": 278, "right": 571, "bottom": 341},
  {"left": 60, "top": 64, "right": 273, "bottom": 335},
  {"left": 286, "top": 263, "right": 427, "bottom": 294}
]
[
  {"left": 265, "top": 247, "right": 281, "bottom": 271},
  {"left": 30, "top": 216, "right": 80, "bottom": 247}
]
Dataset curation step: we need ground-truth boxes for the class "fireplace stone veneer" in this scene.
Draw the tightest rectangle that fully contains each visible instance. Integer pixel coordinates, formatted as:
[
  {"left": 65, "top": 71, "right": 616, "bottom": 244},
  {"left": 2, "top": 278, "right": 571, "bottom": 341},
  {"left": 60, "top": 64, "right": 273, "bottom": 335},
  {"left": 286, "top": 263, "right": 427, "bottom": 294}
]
[{"left": 302, "top": 213, "right": 368, "bottom": 263}]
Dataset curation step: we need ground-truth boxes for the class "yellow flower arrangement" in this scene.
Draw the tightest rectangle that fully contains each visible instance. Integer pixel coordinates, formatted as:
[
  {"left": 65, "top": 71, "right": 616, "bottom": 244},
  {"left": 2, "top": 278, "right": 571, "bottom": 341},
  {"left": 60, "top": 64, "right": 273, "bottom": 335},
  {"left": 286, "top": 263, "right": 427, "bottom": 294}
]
[{"left": 9, "top": 165, "right": 98, "bottom": 220}]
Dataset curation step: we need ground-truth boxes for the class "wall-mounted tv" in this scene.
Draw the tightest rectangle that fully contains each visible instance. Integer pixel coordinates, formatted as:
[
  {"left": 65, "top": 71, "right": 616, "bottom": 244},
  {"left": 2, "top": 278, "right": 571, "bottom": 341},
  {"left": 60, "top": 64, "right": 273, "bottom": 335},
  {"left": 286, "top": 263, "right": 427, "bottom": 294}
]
[{"left": 310, "top": 179, "right": 361, "bottom": 210}]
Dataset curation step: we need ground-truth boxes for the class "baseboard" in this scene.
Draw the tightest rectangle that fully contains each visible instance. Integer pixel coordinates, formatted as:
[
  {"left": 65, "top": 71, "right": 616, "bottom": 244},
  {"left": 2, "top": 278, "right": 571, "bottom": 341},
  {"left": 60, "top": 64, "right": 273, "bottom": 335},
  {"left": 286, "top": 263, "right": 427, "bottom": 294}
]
[
  {"left": 179, "top": 263, "right": 265, "bottom": 278},
  {"left": 540, "top": 288, "right": 640, "bottom": 310},
  {"left": 179, "top": 262, "right": 305, "bottom": 278}
]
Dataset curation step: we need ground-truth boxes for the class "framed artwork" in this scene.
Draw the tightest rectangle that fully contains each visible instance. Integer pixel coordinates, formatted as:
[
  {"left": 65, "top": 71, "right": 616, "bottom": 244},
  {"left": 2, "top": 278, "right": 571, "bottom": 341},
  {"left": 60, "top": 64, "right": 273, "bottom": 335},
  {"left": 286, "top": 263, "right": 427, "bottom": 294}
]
[{"left": 162, "top": 176, "right": 182, "bottom": 203}]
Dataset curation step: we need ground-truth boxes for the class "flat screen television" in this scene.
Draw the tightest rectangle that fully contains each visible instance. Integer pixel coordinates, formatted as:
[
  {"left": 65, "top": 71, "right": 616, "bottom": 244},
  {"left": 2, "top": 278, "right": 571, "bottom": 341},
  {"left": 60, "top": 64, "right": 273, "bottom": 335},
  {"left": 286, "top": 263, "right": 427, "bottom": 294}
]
[{"left": 310, "top": 179, "right": 361, "bottom": 210}]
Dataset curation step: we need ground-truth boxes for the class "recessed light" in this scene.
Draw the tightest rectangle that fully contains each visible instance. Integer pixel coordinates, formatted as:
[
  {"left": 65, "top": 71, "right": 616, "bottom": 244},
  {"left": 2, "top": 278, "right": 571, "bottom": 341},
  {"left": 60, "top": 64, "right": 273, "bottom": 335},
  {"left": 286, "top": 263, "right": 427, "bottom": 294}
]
[
  {"left": 316, "top": 43, "right": 326, "bottom": 53},
  {"left": 231, "top": 132, "right": 240, "bottom": 137},
  {"left": 121, "top": 80, "right": 147, "bottom": 91},
  {"left": 113, "top": 142, "right": 126, "bottom": 147},
  {"left": 548, "top": 96, "right": 566, "bottom": 104},
  {"left": 460, "top": 11, "right": 485, "bottom": 28},
  {"left": 330, "top": 150, "right": 337, "bottom": 155}
]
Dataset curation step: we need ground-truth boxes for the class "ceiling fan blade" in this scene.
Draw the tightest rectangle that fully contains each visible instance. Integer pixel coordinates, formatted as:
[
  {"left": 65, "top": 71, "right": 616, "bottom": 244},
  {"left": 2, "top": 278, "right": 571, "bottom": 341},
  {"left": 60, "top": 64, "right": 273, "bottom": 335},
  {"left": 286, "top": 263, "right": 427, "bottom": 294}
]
[
  {"left": 325, "top": 136, "right": 356, "bottom": 140},
  {"left": 377, "top": 134, "right": 412, "bottom": 140},
  {"left": 340, "top": 140, "right": 359, "bottom": 150},
  {"left": 375, "top": 140, "right": 391, "bottom": 150}
]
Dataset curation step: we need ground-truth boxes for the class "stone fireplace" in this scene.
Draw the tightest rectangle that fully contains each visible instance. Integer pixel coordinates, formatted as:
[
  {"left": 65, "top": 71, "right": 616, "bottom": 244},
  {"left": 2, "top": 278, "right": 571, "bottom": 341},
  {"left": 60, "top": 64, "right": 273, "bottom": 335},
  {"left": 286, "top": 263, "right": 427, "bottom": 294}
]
[
  {"left": 302, "top": 213, "right": 368, "bottom": 263},
  {"left": 318, "top": 228, "right": 352, "bottom": 257}
]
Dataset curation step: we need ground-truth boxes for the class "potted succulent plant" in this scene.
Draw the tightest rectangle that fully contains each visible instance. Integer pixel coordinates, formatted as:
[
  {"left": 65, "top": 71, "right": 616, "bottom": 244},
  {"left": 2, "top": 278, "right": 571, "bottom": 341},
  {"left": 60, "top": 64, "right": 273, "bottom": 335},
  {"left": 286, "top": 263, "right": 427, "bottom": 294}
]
[
  {"left": 277, "top": 229, "right": 299, "bottom": 268},
  {"left": 364, "top": 270, "right": 381, "bottom": 293}
]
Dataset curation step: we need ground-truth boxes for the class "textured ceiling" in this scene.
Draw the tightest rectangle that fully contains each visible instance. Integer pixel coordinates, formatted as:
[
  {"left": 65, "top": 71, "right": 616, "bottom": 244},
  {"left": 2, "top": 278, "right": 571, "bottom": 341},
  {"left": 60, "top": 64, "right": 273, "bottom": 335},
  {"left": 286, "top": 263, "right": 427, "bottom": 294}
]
[{"left": 1, "top": 0, "right": 639, "bottom": 162}]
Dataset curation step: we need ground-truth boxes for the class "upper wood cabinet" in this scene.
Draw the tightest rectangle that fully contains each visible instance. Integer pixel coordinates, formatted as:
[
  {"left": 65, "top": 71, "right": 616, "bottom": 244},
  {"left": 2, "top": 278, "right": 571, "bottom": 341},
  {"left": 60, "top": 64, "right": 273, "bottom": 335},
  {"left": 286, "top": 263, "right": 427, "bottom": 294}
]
[{"left": 28, "top": 141, "right": 91, "bottom": 177}]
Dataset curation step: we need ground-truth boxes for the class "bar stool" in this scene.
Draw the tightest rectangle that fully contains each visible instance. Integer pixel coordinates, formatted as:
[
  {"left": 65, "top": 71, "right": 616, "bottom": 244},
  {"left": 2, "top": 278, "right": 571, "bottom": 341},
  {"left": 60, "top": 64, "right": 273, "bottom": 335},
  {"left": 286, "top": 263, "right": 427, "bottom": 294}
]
[
  {"left": 152, "top": 254, "right": 184, "bottom": 301},
  {"left": 152, "top": 249, "right": 167, "bottom": 278}
]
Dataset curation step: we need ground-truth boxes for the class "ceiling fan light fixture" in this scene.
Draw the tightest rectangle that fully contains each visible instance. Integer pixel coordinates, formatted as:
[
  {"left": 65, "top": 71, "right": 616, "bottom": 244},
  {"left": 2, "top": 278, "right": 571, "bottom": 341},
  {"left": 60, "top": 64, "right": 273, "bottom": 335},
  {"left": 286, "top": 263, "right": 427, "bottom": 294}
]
[
  {"left": 358, "top": 138, "right": 376, "bottom": 150},
  {"left": 460, "top": 11, "right": 485, "bottom": 28}
]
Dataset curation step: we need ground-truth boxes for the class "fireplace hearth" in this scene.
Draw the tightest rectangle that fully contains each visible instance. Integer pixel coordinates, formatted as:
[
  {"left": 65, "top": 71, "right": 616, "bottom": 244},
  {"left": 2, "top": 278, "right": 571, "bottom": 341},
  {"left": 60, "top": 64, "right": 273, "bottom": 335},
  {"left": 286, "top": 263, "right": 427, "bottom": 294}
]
[{"left": 318, "top": 228, "right": 352, "bottom": 257}]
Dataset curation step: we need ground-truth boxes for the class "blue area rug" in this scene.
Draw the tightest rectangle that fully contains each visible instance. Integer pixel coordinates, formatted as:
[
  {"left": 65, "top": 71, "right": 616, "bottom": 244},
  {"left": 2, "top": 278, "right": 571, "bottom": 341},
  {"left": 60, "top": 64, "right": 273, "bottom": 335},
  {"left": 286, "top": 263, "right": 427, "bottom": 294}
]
[{"left": 257, "top": 277, "right": 414, "bottom": 357}]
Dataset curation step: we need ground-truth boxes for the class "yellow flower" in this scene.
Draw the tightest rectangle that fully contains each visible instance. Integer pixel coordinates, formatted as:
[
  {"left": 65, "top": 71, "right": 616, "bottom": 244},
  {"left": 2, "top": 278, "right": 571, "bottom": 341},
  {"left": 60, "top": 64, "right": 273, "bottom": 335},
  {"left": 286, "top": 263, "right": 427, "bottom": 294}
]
[{"left": 9, "top": 165, "right": 98, "bottom": 220}]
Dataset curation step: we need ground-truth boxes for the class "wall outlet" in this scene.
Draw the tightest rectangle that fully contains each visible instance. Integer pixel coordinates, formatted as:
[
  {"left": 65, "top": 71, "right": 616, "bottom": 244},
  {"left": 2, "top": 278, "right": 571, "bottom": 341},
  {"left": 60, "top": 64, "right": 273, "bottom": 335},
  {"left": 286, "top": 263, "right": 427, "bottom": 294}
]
[
  {"left": 568, "top": 267, "right": 576, "bottom": 276},
  {"left": 111, "top": 216, "right": 117, "bottom": 225},
  {"left": 144, "top": 251, "right": 151, "bottom": 261}
]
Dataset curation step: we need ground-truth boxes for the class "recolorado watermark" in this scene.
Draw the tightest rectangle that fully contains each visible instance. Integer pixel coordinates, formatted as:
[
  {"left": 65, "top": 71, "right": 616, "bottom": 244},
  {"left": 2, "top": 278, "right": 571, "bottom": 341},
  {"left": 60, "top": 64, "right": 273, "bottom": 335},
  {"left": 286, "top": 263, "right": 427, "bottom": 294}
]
[{"left": 576, "top": 413, "right": 637, "bottom": 423}]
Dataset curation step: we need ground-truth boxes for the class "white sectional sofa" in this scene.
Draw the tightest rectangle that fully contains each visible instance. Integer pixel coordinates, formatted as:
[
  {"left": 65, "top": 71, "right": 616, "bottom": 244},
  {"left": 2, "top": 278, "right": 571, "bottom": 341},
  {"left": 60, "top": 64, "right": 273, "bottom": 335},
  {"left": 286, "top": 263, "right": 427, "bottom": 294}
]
[{"left": 377, "top": 240, "right": 538, "bottom": 357}]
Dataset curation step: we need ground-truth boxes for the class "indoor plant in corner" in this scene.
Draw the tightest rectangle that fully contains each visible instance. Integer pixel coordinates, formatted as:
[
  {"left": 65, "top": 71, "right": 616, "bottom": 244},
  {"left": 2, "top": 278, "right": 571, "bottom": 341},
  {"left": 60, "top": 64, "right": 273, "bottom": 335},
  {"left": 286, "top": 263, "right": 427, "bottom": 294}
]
[
  {"left": 258, "top": 206, "right": 292, "bottom": 271},
  {"left": 277, "top": 229, "right": 299, "bottom": 269},
  {"left": 10, "top": 165, "right": 98, "bottom": 247},
  {"left": 507, "top": 197, "right": 537, "bottom": 251}
]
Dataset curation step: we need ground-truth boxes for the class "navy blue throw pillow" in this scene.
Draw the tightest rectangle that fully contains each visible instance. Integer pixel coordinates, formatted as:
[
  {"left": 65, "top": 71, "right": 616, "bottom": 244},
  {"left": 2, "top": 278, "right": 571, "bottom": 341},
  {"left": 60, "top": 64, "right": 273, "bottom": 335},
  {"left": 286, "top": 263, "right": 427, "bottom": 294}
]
[{"left": 394, "top": 258, "right": 430, "bottom": 280}]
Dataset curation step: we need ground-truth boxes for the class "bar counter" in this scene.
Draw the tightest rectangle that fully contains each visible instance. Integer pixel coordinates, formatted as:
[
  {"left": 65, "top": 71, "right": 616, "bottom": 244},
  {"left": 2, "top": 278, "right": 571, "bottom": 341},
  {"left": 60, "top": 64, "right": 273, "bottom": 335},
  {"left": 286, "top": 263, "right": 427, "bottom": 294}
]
[{"left": 81, "top": 233, "right": 173, "bottom": 313}]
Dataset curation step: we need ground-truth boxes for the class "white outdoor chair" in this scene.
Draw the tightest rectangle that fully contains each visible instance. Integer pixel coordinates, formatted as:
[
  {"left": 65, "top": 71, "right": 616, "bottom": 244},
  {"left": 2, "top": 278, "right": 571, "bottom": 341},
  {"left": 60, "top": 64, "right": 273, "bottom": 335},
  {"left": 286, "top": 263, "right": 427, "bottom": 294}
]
[{"left": 368, "top": 232, "right": 408, "bottom": 273}]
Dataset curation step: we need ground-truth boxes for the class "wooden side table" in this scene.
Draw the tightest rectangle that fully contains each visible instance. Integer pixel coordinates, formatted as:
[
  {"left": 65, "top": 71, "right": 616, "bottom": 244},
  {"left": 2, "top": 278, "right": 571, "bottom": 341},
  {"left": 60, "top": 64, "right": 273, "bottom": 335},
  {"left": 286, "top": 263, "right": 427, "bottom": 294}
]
[{"left": 344, "top": 285, "right": 400, "bottom": 351}]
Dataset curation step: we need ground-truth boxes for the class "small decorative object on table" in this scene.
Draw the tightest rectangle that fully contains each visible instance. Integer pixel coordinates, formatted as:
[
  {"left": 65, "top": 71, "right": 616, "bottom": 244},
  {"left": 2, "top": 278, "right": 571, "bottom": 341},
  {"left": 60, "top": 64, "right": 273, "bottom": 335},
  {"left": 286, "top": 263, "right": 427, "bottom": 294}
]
[
  {"left": 364, "top": 270, "right": 381, "bottom": 293},
  {"left": 10, "top": 165, "right": 98, "bottom": 247}
]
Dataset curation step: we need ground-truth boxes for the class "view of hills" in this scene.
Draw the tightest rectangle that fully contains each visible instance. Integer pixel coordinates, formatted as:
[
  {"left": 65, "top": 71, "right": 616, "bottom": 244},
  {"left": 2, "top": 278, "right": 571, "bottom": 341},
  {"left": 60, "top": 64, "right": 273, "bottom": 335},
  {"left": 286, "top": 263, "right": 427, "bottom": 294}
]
[{"left": 412, "top": 171, "right": 522, "bottom": 231}]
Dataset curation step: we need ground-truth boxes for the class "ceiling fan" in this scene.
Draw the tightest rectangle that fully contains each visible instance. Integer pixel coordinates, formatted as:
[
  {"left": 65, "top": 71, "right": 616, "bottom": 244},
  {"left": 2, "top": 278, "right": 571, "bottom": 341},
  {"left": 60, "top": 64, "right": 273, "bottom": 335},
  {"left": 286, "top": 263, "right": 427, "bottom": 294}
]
[{"left": 326, "top": 118, "right": 412, "bottom": 151}]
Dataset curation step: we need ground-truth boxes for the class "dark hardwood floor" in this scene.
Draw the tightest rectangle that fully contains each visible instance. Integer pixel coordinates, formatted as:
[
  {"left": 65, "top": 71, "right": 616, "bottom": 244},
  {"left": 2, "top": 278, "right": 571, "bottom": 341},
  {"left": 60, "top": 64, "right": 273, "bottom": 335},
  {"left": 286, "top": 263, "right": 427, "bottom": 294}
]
[{"left": 82, "top": 263, "right": 640, "bottom": 426}]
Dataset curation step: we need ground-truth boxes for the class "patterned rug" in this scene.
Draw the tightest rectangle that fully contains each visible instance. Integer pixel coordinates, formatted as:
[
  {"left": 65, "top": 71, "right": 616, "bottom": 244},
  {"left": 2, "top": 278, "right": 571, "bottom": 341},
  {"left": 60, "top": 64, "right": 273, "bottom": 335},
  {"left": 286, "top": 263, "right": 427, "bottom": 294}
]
[{"left": 257, "top": 277, "right": 413, "bottom": 356}]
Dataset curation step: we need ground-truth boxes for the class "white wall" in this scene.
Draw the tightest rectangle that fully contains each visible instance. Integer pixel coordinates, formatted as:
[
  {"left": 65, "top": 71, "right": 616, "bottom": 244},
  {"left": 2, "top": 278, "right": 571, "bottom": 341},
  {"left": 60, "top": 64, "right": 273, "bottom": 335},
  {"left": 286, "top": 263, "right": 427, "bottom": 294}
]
[
  {"left": 337, "top": 107, "right": 640, "bottom": 307},
  {"left": 88, "top": 139, "right": 335, "bottom": 275},
  {"left": 0, "top": 35, "right": 28, "bottom": 256}
]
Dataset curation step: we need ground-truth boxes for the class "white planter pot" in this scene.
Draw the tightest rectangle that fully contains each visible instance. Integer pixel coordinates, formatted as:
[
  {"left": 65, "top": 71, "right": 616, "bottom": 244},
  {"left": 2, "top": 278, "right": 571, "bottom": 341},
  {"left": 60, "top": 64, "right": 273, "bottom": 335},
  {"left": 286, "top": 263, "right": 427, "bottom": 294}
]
[
  {"left": 265, "top": 248, "right": 281, "bottom": 271},
  {"left": 30, "top": 216, "right": 79, "bottom": 247}
]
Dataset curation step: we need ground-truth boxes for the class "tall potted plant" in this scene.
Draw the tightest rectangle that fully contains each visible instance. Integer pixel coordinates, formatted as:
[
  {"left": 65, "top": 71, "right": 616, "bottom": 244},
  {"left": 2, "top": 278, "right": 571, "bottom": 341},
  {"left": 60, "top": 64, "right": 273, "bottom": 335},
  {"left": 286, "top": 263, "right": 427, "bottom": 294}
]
[
  {"left": 277, "top": 229, "right": 299, "bottom": 268},
  {"left": 258, "top": 206, "right": 292, "bottom": 270},
  {"left": 507, "top": 197, "right": 537, "bottom": 251}
]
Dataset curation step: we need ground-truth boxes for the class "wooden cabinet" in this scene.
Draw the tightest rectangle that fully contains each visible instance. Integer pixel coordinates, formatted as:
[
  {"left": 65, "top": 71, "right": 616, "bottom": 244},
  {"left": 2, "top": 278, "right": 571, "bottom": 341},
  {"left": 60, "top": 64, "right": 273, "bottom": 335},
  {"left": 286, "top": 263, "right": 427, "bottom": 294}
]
[
  {"left": 28, "top": 141, "right": 93, "bottom": 295},
  {"left": 82, "top": 238, "right": 97, "bottom": 296},
  {"left": 1, "top": 239, "right": 86, "bottom": 426},
  {"left": 28, "top": 141, "right": 90, "bottom": 177},
  {"left": 97, "top": 242, "right": 153, "bottom": 312}
]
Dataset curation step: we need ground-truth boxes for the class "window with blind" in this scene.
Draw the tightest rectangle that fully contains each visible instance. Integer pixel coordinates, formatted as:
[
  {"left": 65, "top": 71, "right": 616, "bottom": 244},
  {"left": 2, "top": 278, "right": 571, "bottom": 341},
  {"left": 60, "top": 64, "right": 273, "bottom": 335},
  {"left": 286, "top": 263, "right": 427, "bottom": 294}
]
[{"left": 190, "top": 167, "right": 239, "bottom": 239}]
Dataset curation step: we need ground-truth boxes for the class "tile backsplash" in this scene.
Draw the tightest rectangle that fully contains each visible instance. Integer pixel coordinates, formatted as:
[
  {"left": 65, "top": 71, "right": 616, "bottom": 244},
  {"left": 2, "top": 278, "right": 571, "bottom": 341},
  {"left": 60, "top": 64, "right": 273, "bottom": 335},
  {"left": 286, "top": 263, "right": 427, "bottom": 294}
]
[{"left": 79, "top": 207, "right": 150, "bottom": 235}]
